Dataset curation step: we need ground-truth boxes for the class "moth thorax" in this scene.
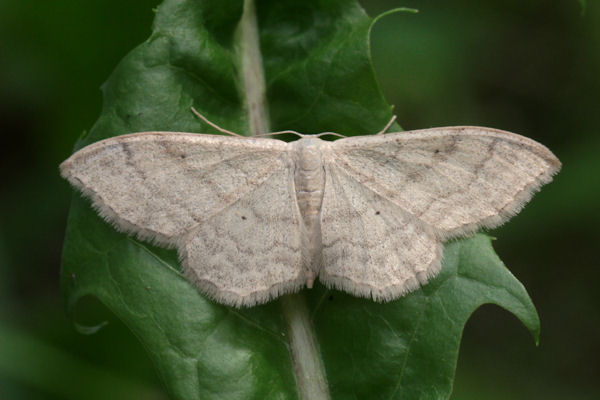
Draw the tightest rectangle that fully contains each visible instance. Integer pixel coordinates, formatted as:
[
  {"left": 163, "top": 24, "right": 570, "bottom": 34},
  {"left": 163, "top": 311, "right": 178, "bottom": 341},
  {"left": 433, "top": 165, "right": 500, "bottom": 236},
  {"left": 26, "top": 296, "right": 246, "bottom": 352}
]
[
  {"left": 293, "top": 139, "right": 325, "bottom": 217},
  {"left": 295, "top": 138, "right": 323, "bottom": 170}
]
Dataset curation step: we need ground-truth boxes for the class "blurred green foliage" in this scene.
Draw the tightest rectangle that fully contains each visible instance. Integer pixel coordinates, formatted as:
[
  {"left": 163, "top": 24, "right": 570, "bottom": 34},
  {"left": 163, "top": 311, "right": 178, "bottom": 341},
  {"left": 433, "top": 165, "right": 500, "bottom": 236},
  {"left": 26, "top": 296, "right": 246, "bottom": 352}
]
[{"left": 0, "top": 0, "right": 598, "bottom": 399}]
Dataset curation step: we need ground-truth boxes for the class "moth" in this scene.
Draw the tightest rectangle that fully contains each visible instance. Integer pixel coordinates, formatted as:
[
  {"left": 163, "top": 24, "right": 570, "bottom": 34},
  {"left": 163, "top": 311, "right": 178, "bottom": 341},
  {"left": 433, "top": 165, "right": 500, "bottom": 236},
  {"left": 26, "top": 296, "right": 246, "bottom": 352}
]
[{"left": 61, "top": 113, "right": 560, "bottom": 307}]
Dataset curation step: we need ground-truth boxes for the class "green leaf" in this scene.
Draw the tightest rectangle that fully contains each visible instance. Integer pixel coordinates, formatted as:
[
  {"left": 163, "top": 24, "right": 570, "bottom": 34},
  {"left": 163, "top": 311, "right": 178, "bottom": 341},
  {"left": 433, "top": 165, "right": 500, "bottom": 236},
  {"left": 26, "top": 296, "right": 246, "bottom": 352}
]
[{"left": 61, "top": 0, "right": 540, "bottom": 399}]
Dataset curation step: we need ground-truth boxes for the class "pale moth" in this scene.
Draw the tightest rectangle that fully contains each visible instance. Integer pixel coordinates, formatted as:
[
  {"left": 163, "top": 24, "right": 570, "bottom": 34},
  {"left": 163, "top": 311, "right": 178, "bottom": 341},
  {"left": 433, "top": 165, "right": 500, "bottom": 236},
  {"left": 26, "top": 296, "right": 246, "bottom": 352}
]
[{"left": 60, "top": 110, "right": 560, "bottom": 307}]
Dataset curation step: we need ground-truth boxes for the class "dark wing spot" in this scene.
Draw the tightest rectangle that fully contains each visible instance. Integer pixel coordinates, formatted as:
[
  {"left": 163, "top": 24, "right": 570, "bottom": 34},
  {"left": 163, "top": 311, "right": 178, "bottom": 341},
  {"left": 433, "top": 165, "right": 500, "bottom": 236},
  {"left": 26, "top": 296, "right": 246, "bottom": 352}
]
[
  {"left": 241, "top": 216, "right": 247, "bottom": 220},
  {"left": 407, "top": 171, "right": 421, "bottom": 182},
  {"left": 434, "top": 149, "right": 440, "bottom": 154},
  {"left": 375, "top": 211, "right": 380, "bottom": 215}
]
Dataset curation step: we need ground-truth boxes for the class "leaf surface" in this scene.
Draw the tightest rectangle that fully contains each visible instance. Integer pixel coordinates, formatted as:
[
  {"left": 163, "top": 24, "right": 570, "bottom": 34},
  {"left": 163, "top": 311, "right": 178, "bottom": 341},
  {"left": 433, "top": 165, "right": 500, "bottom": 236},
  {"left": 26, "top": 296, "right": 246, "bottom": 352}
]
[{"left": 61, "top": 1, "right": 540, "bottom": 398}]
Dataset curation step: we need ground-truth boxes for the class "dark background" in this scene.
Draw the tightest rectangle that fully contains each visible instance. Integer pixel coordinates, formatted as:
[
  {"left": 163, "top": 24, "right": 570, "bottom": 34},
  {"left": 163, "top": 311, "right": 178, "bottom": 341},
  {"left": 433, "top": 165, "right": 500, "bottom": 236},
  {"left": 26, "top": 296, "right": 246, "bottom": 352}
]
[{"left": 0, "top": 0, "right": 598, "bottom": 399}]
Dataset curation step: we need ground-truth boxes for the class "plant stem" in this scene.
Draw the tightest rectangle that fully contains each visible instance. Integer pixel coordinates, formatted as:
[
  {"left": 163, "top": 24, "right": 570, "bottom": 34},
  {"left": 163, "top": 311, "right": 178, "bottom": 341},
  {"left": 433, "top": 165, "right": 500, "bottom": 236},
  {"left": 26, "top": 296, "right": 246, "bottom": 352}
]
[
  {"left": 238, "top": 0, "right": 270, "bottom": 136},
  {"left": 237, "top": 1, "right": 330, "bottom": 399},
  {"left": 281, "top": 294, "right": 331, "bottom": 400}
]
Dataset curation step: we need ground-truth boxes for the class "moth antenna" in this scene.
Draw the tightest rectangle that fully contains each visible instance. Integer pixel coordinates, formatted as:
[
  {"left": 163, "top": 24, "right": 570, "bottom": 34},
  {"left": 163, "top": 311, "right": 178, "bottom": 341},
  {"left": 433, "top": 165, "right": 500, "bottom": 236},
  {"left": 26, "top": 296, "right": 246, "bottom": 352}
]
[
  {"left": 266, "top": 130, "right": 306, "bottom": 138},
  {"left": 375, "top": 115, "right": 397, "bottom": 135},
  {"left": 190, "top": 107, "right": 244, "bottom": 137},
  {"left": 315, "top": 131, "right": 346, "bottom": 139}
]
